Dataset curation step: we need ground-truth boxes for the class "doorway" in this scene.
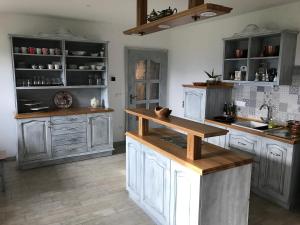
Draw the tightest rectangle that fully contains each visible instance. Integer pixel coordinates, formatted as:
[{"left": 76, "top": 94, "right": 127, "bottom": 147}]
[{"left": 125, "top": 48, "right": 168, "bottom": 131}]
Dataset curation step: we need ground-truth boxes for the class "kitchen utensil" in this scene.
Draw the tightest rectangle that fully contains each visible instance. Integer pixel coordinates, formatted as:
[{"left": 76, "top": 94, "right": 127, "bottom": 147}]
[
  {"left": 90, "top": 97, "right": 100, "bottom": 108},
  {"left": 28, "top": 47, "right": 36, "bottom": 54},
  {"left": 54, "top": 91, "right": 73, "bottom": 109},
  {"left": 147, "top": 7, "right": 177, "bottom": 22},
  {"left": 154, "top": 106, "right": 172, "bottom": 118},
  {"left": 14, "top": 47, "right": 20, "bottom": 53},
  {"left": 71, "top": 51, "right": 86, "bottom": 56},
  {"left": 96, "top": 65, "right": 103, "bottom": 70},
  {"left": 36, "top": 48, "right": 42, "bottom": 54},
  {"left": 235, "top": 49, "right": 247, "bottom": 58},
  {"left": 24, "top": 102, "right": 42, "bottom": 107},
  {"left": 49, "top": 48, "right": 55, "bottom": 55},
  {"left": 234, "top": 71, "right": 241, "bottom": 81},
  {"left": 91, "top": 53, "right": 99, "bottom": 57},
  {"left": 48, "top": 64, "right": 54, "bottom": 70},
  {"left": 21, "top": 47, "right": 28, "bottom": 54},
  {"left": 42, "top": 48, "right": 48, "bottom": 55}
]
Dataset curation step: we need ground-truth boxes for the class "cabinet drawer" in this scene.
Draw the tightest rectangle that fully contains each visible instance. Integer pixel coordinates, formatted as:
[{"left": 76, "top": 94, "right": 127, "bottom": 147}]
[
  {"left": 52, "top": 132, "right": 86, "bottom": 147},
  {"left": 51, "top": 115, "right": 86, "bottom": 124},
  {"left": 228, "top": 132, "right": 260, "bottom": 161},
  {"left": 51, "top": 123, "right": 86, "bottom": 135},
  {"left": 52, "top": 143, "right": 88, "bottom": 157}
]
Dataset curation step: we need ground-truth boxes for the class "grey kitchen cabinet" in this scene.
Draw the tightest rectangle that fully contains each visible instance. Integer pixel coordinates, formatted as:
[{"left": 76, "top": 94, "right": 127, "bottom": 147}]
[
  {"left": 87, "top": 113, "right": 113, "bottom": 152},
  {"left": 205, "top": 122, "right": 228, "bottom": 148},
  {"left": 141, "top": 145, "right": 171, "bottom": 225},
  {"left": 17, "top": 117, "right": 52, "bottom": 162},
  {"left": 183, "top": 87, "right": 232, "bottom": 123},
  {"left": 259, "top": 138, "right": 295, "bottom": 207},
  {"left": 17, "top": 112, "right": 114, "bottom": 169},
  {"left": 126, "top": 137, "right": 142, "bottom": 202}
]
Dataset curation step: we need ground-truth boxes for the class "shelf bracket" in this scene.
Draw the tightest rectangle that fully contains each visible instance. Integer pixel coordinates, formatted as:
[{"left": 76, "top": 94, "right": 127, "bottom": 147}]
[{"left": 138, "top": 117, "right": 149, "bottom": 136}]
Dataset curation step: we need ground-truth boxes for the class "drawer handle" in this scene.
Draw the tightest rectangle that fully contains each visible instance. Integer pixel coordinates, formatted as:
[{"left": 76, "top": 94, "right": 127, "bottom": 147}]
[
  {"left": 237, "top": 141, "right": 246, "bottom": 146},
  {"left": 270, "top": 151, "right": 281, "bottom": 157}
]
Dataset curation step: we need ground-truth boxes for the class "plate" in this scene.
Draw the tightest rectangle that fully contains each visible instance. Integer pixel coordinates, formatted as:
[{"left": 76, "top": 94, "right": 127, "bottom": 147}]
[
  {"left": 30, "top": 106, "right": 49, "bottom": 111},
  {"left": 54, "top": 91, "right": 72, "bottom": 109}
]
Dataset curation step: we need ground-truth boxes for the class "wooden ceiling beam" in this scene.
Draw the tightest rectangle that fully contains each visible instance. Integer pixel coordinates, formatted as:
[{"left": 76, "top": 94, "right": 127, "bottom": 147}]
[
  {"left": 189, "top": 0, "right": 204, "bottom": 9},
  {"left": 137, "top": 0, "right": 148, "bottom": 26}
]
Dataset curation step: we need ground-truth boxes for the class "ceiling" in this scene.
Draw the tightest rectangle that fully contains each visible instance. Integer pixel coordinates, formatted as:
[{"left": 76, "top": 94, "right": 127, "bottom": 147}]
[{"left": 0, "top": 0, "right": 298, "bottom": 26}]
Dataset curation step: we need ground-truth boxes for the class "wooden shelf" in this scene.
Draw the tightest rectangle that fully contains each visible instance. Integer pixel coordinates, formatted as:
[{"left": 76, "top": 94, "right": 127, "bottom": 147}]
[
  {"left": 124, "top": 3, "right": 232, "bottom": 35},
  {"left": 250, "top": 56, "right": 279, "bottom": 60},
  {"left": 14, "top": 53, "right": 62, "bottom": 57},
  {"left": 224, "top": 58, "right": 247, "bottom": 61}
]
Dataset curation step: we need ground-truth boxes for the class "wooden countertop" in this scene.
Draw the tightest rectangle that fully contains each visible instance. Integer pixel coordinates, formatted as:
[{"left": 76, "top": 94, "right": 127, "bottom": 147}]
[
  {"left": 126, "top": 128, "right": 253, "bottom": 175},
  {"left": 182, "top": 83, "right": 233, "bottom": 89},
  {"left": 126, "top": 108, "right": 228, "bottom": 138},
  {"left": 205, "top": 119, "right": 300, "bottom": 145},
  {"left": 15, "top": 107, "right": 114, "bottom": 119}
]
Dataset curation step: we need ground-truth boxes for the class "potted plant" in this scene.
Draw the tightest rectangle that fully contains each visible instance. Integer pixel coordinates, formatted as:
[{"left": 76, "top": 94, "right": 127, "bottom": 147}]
[{"left": 204, "top": 69, "right": 222, "bottom": 84}]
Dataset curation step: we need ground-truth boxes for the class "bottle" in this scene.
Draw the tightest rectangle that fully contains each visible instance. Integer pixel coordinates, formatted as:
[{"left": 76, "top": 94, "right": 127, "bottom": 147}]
[
  {"left": 268, "top": 118, "right": 275, "bottom": 129},
  {"left": 223, "top": 102, "right": 228, "bottom": 116}
]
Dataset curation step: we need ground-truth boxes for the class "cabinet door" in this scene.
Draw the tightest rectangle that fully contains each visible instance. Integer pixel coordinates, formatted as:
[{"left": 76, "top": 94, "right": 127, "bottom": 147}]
[
  {"left": 141, "top": 146, "right": 170, "bottom": 225},
  {"left": 18, "top": 118, "right": 51, "bottom": 161},
  {"left": 126, "top": 137, "right": 142, "bottom": 201},
  {"left": 170, "top": 161, "right": 200, "bottom": 225},
  {"left": 87, "top": 113, "right": 112, "bottom": 151},
  {"left": 259, "top": 139, "right": 293, "bottom": 202},
  {"left": 183, "top": 88, "right": 206, "bottom": 122}
]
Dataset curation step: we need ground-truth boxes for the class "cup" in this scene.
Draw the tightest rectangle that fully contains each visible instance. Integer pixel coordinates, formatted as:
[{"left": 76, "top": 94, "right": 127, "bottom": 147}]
[
  {"left": 48, "top": 64, "right": 54, "bottom": 70},
  {"left": 36, "top": 48, "right": 42, "bottom": 55},
  {"left": 65, "top": 50, "right": 69, "bottom": 55},
  {"left": 39, "top": 65, "right": 45, "bottom": 69},
  {"left": 54, "top": 64, "right": 61, "bottom": 70},
  {"left": 49, "top": 48, "right": 55, "bottom": 55},
  {"left": 100, "top": 51, "right": 104, "bottom": 57},
  {"left": 14, "top": 47, "right": 20, "bottom": 53},
  {"left": 55, "top": 48, "right": 61, "bottom": 55},
  {"left": 42, "top": 48, "right": 48, "bottom": 55},
  {"left": 32, "top": 64, "right": 38, "bottom": 69},
  {"left": 21, "top": 47, "right": 28, "bottom": 54},
  {"left": 90, "top": 65, "right": 96, "bottom": 70},
  {"left": 28, "top": 47, "right": 36, "bottom": 54}
]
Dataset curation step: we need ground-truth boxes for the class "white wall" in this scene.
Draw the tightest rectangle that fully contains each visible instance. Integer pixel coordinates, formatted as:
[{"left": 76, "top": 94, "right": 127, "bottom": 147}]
[
  {"left": 167, "top": 1, "right": 300, "bottom": 117},
  {"left": 0, "top": 13, "right": 169, "bottom": 157}
]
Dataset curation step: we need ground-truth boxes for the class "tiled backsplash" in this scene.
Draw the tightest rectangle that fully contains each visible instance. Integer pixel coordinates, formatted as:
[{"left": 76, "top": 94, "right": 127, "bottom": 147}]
[{"left": 232, "top": 67, "right": 300, "bottom": 124}]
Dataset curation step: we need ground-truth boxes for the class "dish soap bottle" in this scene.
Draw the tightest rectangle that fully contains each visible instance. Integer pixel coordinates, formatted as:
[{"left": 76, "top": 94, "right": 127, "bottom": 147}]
[{"left": 268, "top": 118, "right": 276, "bottom": 129}]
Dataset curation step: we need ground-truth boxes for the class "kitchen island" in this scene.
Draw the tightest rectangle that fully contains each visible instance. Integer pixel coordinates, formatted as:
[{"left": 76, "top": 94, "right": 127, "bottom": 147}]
[{"left": 125, "top": 108, "right": 253, "bottom": 225}]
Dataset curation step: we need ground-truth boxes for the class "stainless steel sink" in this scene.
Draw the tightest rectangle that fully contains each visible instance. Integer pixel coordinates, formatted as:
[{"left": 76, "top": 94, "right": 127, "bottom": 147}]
[{"left": 232, "top": 121, "right": 269, "bottom": 132}]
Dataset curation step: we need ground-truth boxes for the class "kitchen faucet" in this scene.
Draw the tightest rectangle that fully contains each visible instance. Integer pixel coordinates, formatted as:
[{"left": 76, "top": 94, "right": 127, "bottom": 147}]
[{"left": 259, "top": 103, "right": 272, "bottom": 123}]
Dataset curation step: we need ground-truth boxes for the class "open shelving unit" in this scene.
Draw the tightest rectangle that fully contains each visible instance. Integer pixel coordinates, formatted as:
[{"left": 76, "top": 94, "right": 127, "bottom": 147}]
[
  {"left": 222, "top": 30, "right": 298, "bottom": 86},
  {"left": 10, "top": 35, "right": 109, "bottom": 113}
]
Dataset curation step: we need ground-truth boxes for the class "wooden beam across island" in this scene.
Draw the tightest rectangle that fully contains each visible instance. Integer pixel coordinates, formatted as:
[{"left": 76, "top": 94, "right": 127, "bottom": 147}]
[{"left": 125, "top": 108, "right": 253, "bottom": 225}]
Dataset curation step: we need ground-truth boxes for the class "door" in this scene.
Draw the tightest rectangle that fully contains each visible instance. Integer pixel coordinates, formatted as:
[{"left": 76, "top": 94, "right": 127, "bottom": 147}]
[
  {"left": 126, "top": 48, "right": 168, "bottom": 131},
  {"left": 126, "top": 137, "right": 142, "bottom": 201},
  {"left": 18, "top": 118, "right": 51, "bottom": 161},
  {"left": 183, "top": 88, "right": 206, "bottom": 123},
  {"left": 87, "top": 113, "right": 112, "bottom": 152},
  {"left": 141, "top": 145, "right": 170, "bottom": 225},
  {"left": 259, "top": 139, "right": 292, "bottom": 202}
]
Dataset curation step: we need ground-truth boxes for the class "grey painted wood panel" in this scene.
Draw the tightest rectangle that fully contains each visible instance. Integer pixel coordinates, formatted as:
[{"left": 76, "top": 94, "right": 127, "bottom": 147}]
[
  {"left": 51, "top": 115, "right": 87, "bottom": 124},
  {"left": 18, "top": 118, "right": 51, "bottom": 162},
  {"left": 51, "top": 122, "right": 86, "bottom": 135},
  {"left": 52, "top": 132, "right": 86, "bottom": 147}
]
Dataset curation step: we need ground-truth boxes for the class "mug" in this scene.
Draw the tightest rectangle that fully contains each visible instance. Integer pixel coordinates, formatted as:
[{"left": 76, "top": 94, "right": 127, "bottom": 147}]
[
  {"left": 48, "top": 64, "right": 54, "bottom": 70},
  {"left": 54, "top": 64, "right": 61, "bottom": 70},
  {"left": 21, "top": 47, "right": 28, "bottom": 54},
  {"left": 28, "top": 47, "right": 36, "bottom": 54},
  {"left": 14, "top": 47, "right": 20, "bottom": 53},
  {"left": 90, "top": 65, "right": 96, "bottom": 70},
  {"left": 36, "top": 48, "right": 42, "bottom": 54},
  {"left": 42, "top": 48, "right": 48, "bottom": 55},
  {"left": 55, "top": 48, "right": 61, "bottom": 55},
  {"left": 49, "top": 48, "right": 55, "bottom": 55}
]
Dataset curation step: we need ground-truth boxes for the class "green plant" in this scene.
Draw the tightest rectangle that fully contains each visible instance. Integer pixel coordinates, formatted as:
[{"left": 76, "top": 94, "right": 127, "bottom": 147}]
[{"left": 204, "top": 69, "right": 222, "bottom": 79}]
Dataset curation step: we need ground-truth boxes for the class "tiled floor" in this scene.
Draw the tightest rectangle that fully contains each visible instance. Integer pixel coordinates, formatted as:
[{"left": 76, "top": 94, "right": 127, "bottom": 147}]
[{"left": 0, "top": 154, "right": 300, "bottom": 225}]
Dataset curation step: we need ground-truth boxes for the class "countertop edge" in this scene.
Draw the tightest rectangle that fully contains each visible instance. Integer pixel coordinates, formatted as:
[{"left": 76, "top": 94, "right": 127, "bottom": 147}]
[
  {"left": 15, "top": 107, "right": 114, "bottom": 119},
  {"left": 126, "top": 131, "right": 253, "bottom": 175},
  {"left": 205, "top": 119, "right": 300, "bottom": 145}
]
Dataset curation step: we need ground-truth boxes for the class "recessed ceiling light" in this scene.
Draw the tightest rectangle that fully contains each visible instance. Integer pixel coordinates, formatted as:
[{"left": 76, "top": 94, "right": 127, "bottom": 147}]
[
  {"left": 158, "top": 24, "right": 171, "bottom": 29},
  {"left": 200, "top": 11, "right": 217, "bottom": 17}
]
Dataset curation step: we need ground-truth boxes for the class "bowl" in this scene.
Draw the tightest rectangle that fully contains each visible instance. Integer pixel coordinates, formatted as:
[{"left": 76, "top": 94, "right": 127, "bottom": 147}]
[
  {"left": 71, "top": 51, "right": 86, "bottom": 56},
  {"left": 96, "top": 65, "right": 104, "bottom": 70},
  {"left": 79, "top": 66, "right": 89, "bottom": 70},
  {"left": 154, "top": 106, "right": 172, "bottom": 118},
  {"left": 91, "top": 53, "right": 99, "bottom": 57}
]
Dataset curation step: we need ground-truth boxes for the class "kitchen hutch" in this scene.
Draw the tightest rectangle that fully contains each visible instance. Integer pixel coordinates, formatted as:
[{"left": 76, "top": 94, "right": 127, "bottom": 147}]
[{"left": 10, "top": 34, "right": 114, "bottom": 169}]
